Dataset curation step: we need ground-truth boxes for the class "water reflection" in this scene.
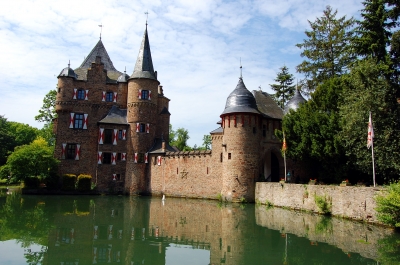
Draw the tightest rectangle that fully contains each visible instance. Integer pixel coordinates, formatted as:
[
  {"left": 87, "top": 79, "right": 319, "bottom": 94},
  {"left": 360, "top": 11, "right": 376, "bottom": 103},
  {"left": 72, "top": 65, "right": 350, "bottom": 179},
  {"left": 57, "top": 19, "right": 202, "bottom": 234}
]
[{"left": 0, "top": 192, "right": 398, "bottom": 265}]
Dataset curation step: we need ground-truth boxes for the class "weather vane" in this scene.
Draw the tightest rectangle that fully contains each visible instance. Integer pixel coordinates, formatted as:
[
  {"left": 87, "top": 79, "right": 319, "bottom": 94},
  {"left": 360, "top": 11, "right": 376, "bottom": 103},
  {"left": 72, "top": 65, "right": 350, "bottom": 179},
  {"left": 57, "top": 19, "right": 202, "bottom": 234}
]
[
  {"left": 98, "top": 24, "right": 104, "bottom": 39},
  {"left": 240, "top": 57, "right": 242, "bottom": 78},
  {"left": 145, "top": 11, "right": 149, "bottom": 26}
]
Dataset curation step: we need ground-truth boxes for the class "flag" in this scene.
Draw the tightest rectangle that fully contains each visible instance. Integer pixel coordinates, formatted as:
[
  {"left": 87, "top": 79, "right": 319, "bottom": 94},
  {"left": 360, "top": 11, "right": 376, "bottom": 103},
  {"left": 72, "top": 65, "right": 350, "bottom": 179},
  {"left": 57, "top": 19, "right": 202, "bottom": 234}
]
[
  {"left": 367, "top": 112, "right": 374, "bottom": 149},
  {"left": 282, "top": 134, "right": 287, "bottom": 152}
]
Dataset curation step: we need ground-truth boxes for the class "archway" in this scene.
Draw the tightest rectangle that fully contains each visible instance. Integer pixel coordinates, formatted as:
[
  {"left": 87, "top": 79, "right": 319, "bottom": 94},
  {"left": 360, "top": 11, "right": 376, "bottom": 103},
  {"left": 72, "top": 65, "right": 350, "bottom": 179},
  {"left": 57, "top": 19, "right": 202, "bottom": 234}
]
[
  {"left": 262, "top": 149, "right": 281, "bottom": 182},
  {"left": 270, "top": 153, "right": 280, "bottom": 182}
]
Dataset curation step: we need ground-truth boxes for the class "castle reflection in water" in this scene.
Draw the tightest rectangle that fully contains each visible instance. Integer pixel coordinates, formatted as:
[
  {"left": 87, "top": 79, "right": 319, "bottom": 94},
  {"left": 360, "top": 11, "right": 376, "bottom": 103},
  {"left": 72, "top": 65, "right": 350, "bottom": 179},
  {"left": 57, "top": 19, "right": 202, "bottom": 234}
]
[{"left": 1, "top": 193, "right": 398, "bottom": 264}]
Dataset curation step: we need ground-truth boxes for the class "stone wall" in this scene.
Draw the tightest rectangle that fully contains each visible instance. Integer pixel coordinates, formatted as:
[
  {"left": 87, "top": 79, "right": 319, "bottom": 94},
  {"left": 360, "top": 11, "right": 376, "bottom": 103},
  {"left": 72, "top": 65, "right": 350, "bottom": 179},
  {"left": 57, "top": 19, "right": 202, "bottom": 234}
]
[
  {"left": 148, "top": 151, "right": 222, "bottom": 199},
  {"left": 255, "top": 183, "right": 385, "bottom": 223}
]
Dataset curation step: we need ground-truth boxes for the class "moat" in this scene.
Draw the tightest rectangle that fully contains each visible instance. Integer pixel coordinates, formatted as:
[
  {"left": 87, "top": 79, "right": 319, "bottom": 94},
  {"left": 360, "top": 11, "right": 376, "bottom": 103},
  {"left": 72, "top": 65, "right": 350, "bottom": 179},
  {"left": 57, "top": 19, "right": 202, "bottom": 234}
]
[{"left": 0, "top": 189, "right": 399, "bottom": 264}]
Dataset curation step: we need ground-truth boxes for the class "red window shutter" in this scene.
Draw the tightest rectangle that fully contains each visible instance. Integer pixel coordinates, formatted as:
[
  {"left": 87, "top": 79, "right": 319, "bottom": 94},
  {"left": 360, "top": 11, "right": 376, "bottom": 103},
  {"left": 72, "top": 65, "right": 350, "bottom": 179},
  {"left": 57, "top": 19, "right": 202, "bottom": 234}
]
[
  {"left": 138, "top": 89, "right": 142, "bottom": 99},
  {"left": 136, "top": 123, "right": 139, "bottom": 133},
  {"left": 99, "top": 128, "right": 104, "bottom": 144},
  {"left": 113, "top": 92, "right": 117, "bottom": 102},
  {"left": 112, "top": 152, "right": 116, "bottom": 165},
  {"left": 97, "top": 152, "right": 102, "bottom": 164},
  {"left": 69, "top": 113, "right": 75, "bottom": 128},
  {"left": 85, "top": 90, "right": 89, "bottom": 100},
  {"left": 146, "top": 123, "right": 150, "bottom": 133},
  {"left": 145, "top": 153, "right": 148, "bottom": 163},
  {"left": 112, "top": 174, "right": 117, "bottom": 180},
  {"left": 62, "top": 143, "right": 66, "bottom": 159},
  {"left": 75, "top": 144, "right": 81, "bottom": 160},
  {"left": 134, "top": 153, "right": 138, "bottom": 163},
  {"left": 73, "top": 88, "right": 77, "bottom": 99},
  {"left": 157, "top": 156, "right": 161, "bottom": 166},
  {"left": 122, "top": 129, "right": 126, "bottom": 140},
  {"left": 83, "top": 114, "right": 88, "bottom": 129},
  {"left": 102, "top": 91, "right": 106, "bottom": 102},
  {"left": 122, "top": 153, "right": 126, "bottom": 161},
  {"left": 113, "top": 129, "right": 118, "bottom": 145},
  {"left": 148, "top": 90, "right": 152, "bottom": 100}
]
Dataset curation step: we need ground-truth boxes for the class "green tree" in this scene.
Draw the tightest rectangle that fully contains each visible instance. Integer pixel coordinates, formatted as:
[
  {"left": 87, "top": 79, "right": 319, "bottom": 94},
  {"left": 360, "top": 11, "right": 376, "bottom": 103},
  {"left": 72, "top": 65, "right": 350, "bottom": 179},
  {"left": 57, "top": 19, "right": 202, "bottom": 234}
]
[
  {"left": 270, "top": 66, "right": 295, "bottom": 108},
  {"left": 339, "top": 59, "right": 400, "bottom": 183},
  {"left": 0, "top": 116, "right": 15, "bottom": 166},
  {"left": 2, "top": 137, "right": 59, "bottom": 182},
  {"left": 35, "top": 89, "right": 57, "bottom": 124},
  {"left": 170, "top": 127, "right": 191, "bottom": 151},
  {"left": 7, "top": 122, "right": 39, "bottom": 147},
  {"left": 354, "top": 0, "right": 395, "bottom": 63},
  {"left": 376, "top": 182, "right": 400, "bottom": 227},
  {"left": 296, "top": 6, "right": 355, "bottom": 94},
  {"left": 283, "top": 77, "right": 346, "bottom": 183},
  {"left": 202, "top": 135, "right": 212, "bottom": 150}
]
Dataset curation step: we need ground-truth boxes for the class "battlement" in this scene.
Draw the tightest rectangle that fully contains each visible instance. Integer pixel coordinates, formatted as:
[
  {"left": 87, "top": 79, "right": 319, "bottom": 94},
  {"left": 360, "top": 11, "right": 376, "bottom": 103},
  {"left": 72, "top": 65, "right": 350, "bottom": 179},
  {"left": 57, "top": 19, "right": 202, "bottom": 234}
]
[{"left": 165, "top": 150, "right": 212, "bottom": 157}]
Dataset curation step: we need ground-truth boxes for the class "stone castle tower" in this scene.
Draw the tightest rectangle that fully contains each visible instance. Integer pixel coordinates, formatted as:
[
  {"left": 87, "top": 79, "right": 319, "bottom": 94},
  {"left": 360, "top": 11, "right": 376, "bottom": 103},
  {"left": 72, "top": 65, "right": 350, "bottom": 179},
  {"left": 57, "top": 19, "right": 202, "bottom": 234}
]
[{"left": 54, "top": 24, "right": 285, "bottom": 200}]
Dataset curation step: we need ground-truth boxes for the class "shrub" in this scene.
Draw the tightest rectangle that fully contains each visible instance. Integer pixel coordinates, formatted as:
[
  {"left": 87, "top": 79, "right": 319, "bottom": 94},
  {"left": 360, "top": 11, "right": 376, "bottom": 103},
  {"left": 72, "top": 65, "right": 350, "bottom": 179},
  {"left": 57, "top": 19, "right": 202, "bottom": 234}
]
[
  {"left": 24, "top": 176, "right": 40, "bottom": 188},
  {"left": 77, "top": 174, "right": 92, "bottom": 192},
  {"left": 376, "top": 182, "right": 400, "bottom": 227},
  {"left": 62, "top": 174, "right": 77, "bottom": 191},
  {"left": 314, "top": 194, "right": 332, "bottom": 215}
]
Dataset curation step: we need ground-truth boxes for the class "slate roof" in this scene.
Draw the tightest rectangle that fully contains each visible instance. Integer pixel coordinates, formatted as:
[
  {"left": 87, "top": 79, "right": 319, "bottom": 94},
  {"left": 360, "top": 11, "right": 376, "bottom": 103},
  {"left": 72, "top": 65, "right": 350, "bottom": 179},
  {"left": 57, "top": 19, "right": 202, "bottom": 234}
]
[
  {"left": 98, "top": 105, "right": 128, "bottom": 125},
  {"left": 284, "top": 89, "right": 306, "bottom": 114},
  {"left": 253, "top": 90, "right": 284, "bottom": 119},
  {"left": 58, "top": 63, "right": 78, "bottom": 79},
  {"left": 130, "top": 26, "right": 157, "bottom": 80},
  {"left": 221, "top": 77, "right": 259, "bottom": 116},
  {"left": 148, "top": 138, "right": 177, "bottom": 153},
  {"left": 73, "top": 39, "right": 123, "bottom": 83},
  {"left": 159, "top": 106, "right": 171, "bottom": 115},
  {"left": 210, "top": 127, "right": 223, "bottom": 134}
]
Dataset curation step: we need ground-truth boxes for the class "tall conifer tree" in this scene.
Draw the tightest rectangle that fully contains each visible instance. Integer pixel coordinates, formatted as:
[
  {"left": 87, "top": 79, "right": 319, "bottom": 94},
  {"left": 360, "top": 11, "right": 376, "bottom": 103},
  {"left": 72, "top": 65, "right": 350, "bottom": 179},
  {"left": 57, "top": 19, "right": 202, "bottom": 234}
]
[{"left": 270, "top": 66, "right": 295, "bottom": 108}]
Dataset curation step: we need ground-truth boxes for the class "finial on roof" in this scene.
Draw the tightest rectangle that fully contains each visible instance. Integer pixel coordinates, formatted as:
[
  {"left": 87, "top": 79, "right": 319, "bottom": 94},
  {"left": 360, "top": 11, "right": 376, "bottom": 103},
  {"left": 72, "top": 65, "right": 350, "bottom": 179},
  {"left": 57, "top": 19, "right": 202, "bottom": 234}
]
[
  {"left": 124, "top": 66, "right": 126, "bottom": 74},
  {"left": 68, "top": 60, "right": 70, "bottom": 68},
  {"left": 240, "top": 57, "right": 242, "bottom": 79},
  {"left": 259, "top": 85, "right": 262, "bottom": 91},
  {"left": 98, "top": 24, "right": 103, "bottom": 40},
  {"left": 145, "top": 11, "right": 149, "bottom": 27}
]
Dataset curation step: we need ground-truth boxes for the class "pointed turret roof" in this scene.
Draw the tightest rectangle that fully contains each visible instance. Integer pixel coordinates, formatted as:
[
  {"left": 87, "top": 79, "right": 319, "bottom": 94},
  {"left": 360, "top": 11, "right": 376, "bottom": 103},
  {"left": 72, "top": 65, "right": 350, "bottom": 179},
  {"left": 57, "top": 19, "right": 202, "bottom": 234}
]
[
  {"left": 284, "top": 89, "right": 306, "bottom": 114},
  {"left": 130, "top": 26, "right": 157, "bottom": 80},
  {"left": 79, "top": 39, "right": 118, "bottom": 71},
  {"left": 221, "top": 77, "right": 259, "bottom": 116}
]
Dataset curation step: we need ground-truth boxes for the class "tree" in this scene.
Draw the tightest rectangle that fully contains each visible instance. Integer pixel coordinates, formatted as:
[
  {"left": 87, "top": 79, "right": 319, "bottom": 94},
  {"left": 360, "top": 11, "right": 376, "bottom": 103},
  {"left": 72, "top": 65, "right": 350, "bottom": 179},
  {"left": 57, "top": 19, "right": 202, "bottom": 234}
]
[
  {"left": 169, "top": 125, "right": 191, "bottom": 151},
  {"left": 7, "top": 122, "right": 39, "bottom": 147},
  {"left": 35, "top": 89, "right": 57, "bottom": 124},
  {"left": 354, "top": 0, "right": 395, "bottom": 63},
  {"left": 270, "top": 66, "right": 295, "bottom": 108},
  {"left": 202, "top": 135, "right": 212, "bottom": 150},
  {"left": 339, "top": 59, "right": 400, "bottom": 183},
  {"left": 1, "top": 137, "right": 59, "bottom": 182},
  {"left": 0, "top": 116, "right": 15, "bottom": 166},
  {"left": 283, "top": 77, "right": 347, "bottom": 183},
  {"left": 296, "top": 6, "right": 355, "bottom": 94}
]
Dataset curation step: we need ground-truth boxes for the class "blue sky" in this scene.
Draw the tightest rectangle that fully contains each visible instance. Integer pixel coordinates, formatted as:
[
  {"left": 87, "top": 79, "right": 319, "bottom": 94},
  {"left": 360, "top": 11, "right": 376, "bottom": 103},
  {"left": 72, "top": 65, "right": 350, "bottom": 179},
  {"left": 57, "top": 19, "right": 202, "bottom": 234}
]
[{"left": 0, "top": 0, "right": 363, "bottom": 147}]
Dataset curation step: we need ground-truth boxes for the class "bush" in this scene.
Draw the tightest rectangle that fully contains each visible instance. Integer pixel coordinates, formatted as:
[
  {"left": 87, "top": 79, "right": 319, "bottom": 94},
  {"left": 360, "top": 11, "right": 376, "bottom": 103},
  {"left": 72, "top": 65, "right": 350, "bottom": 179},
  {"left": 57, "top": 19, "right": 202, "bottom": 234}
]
[
  {"left": 314, "top": 194, "right": 332, "bottom": 215},
  {"left": 376, "top": 182, "right": 400, "bottom": 227},
  {"left": 62, "top": 174, "right": 77, "bottom": 191},
  {"left": 24, "top": 176, "right": 40, "bottom": 189},
  {"left": 77, "top": 174, "right": 92, "bottom": 192}
]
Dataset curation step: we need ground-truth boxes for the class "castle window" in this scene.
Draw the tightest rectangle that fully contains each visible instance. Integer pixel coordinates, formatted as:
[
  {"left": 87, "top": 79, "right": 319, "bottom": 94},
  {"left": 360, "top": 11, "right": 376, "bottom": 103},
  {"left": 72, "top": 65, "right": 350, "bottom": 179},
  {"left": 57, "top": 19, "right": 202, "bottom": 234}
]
[
  {"left": 74, "top": 114, "right": 84, "bottom": 129},
  {"left": 137, "top": 153, "right": 145, "bottom": 163},
  {"left": 77, "top": 89, "right": 85, "bottom": 100},
  {"left": 118, "top": 130, "right": 123, "bottom": 140},
  {"left": 139, "top": 123, "right": 146, "bottom": 133},
  {"left": 117, "top": 153, "right": 122, "bottom": 161},
  {"left": 66, "top": 144, "right": 76, "bottom": 159},
  {"left": 103, "top": 152, "right": 112, "bottom": 164},
  {"left": 220, "top": 153, "right": 223, "bottom": 162},
  {"left": 141, "top": 90, "right": 149, "bottom": 100},
  {"left": 228, "top": 153, "right": 231, "bottom": 160},
  {"left": 104, "top": 129, "right": 113, "bottom": 144},
  {"left": 106, "top": 92, "right": 113, "bottom": 102}
]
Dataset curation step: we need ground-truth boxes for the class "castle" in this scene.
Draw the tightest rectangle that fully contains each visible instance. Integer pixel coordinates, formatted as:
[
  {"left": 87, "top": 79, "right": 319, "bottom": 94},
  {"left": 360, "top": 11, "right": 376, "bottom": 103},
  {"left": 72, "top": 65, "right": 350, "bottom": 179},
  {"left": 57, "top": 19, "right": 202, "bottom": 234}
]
[{"left": 54, "top": 25, "right": 291, "bottom": 202}]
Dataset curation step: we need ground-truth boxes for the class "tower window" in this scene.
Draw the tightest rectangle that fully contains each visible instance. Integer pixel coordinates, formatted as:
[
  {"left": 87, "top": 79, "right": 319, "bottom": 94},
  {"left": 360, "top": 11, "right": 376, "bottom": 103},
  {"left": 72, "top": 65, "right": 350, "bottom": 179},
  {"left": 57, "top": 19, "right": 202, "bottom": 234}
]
[
  {"left": 228, "top": 153, "right": 231, "bottom": 160},
  {"left": 104, "top": 129, "right": 113, "bottom": 144},
  {"left": 74, "top": 114, "right": 84, "bottom": 129},
  {"left": 220, "top": 153, "right": 223, "bottom": 162},
  {"left": 66, "top": 144, "right": 76, "bottom": 159},
  {"left": 106, "top": 92, "right": 113, "bottom": 102},
  {"left": 117, "top": 153, "right": 122, "bottom": 161},
  {"left": 141, "top": 90, "right": 149, "bottom": 100},
  {"left": 139, "top": 123, "right": 146, "bottom": 133},
  {"left": 103, "top": 152, "right": 112, "bottom": 164},
  {"left": 118, "top": 130, "right": 123, "bottom": 140},
  {"left": 77, "top": 89, "right": 85, "bottom": 100}
]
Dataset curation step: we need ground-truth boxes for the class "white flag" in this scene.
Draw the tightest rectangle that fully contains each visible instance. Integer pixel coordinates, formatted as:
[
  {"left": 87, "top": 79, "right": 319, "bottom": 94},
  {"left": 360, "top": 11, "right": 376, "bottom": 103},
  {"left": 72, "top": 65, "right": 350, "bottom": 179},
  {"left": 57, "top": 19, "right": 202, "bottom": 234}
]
[{"left": 367, "top": 112, "right": 374, "bottom": 149}]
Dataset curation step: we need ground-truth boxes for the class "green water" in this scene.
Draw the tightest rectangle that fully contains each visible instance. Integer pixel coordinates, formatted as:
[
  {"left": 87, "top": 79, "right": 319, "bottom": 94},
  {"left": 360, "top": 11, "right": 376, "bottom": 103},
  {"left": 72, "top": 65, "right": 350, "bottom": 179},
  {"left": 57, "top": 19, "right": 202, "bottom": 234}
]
[{"left": 0, "top": 189, "right": 399, "bottom": 265}]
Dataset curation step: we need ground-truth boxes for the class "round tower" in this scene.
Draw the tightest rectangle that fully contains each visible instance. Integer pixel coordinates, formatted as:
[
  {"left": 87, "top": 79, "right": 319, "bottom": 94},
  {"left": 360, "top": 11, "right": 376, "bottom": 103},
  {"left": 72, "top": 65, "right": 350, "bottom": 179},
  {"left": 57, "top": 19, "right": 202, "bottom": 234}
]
[
  {"left": 220, "top": 77, "right": 261, "bottom": 202},
  {"left": 126, "top": 25, "right": 160, "bottom": 194}
]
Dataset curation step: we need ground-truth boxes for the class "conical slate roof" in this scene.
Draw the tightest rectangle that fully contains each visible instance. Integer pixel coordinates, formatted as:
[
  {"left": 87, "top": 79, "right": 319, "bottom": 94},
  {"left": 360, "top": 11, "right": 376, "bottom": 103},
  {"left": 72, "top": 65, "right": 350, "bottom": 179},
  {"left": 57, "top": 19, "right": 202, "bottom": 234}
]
[
  {"left": 284, "top": 89, "right": 306, "bottom": 114},
  {"left": 130, "top": 26, "right": 157, "bottom": 80},
  {"left": 79, "top": 39, "right": 118, "bottom": 71},
  {"left": 58, "top": 63, "right": 77, "bottom": 79},
  {"left": 221, "top": 77, "right": 259, "bottom": 116}
]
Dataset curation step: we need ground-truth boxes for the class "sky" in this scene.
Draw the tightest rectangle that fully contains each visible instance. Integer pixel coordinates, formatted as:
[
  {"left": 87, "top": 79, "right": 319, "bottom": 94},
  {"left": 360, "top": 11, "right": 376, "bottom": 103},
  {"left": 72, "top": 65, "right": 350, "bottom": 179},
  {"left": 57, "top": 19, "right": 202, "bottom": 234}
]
[{"left": 0, "top": 0, "right": 363, "bottom": 147}]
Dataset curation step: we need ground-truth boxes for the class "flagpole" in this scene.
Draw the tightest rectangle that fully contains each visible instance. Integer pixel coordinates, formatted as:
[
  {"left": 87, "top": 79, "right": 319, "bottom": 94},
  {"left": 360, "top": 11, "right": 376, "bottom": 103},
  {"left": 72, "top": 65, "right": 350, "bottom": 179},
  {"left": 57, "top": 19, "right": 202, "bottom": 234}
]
[
  {"left": 283, "top": 132, "right": 287, "bottom": 182},
  {"left": 368, "top": 111, "right": 376, "bottom": 187},
  {"left": 371, "top": 132, "right": 376, "bottom": 187}
]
